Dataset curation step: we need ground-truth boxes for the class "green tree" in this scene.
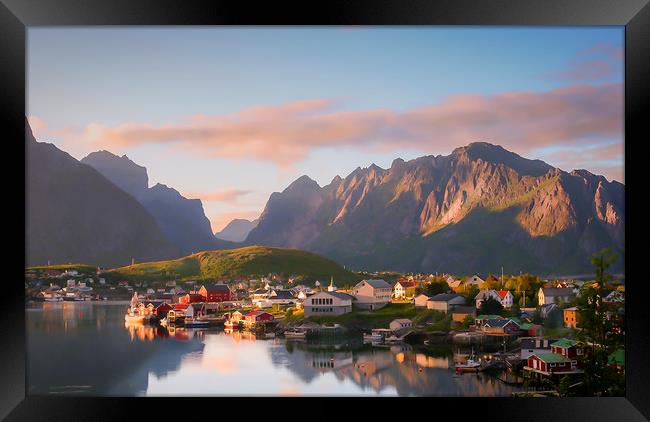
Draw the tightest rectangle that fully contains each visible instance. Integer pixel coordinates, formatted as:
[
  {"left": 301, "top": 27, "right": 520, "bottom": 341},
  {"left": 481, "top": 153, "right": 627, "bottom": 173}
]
[
  {"left": 575, "top": 248, "right": 625, "bottom": 396},
  {"left": 426, "top": 281, "right": 449, "bottom": 296},
  {"left": 478, "top": 296, "right": 503, "bottom": 315}
]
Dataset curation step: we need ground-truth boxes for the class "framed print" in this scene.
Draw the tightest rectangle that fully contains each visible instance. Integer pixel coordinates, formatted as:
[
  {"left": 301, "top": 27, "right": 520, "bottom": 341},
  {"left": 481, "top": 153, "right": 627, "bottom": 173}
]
[{"left": 1, "top": 0, "right": 648, "bottom": 420}]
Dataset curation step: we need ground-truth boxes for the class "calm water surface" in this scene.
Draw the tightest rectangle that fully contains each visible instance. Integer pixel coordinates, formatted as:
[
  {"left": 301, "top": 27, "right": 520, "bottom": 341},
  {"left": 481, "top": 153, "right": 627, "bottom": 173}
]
[{"left": 27, "top": 302, "right": 519, "bottom": 396}]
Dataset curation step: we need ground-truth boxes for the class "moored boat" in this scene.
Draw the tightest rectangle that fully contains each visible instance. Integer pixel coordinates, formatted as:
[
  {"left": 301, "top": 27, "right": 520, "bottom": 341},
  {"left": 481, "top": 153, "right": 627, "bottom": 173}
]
[
  {"left": 224, "top": 319, "right": 240, "bottom": 330},
  {"left": 284, "top": 330, "right": 307, "bottom": 339},
  {"left": 184, "top": 318, "right": 210, "bottom": 328},
  {"left": 455, "top": 348, "right": 482, "bottom": 373}
]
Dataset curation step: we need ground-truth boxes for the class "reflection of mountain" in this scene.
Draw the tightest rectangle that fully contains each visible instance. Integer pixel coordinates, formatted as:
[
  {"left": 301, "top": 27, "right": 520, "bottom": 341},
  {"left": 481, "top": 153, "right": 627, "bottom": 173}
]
[{"left": 27, "top": 304, "right": 204, "bottom": 396}]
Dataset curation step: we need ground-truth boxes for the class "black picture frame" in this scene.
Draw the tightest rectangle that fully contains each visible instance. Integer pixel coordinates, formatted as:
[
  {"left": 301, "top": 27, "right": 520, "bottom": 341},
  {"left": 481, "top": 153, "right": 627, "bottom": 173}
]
[{"left": 1, "top": 0, "right": 648, "bottom": 420}]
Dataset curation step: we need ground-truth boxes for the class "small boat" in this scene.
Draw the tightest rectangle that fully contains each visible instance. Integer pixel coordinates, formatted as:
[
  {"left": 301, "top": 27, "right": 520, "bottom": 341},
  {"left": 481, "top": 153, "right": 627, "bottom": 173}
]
[
  {"left": 184, "top": 318, "right": 210, "bottom": 328},
  {"left": 363, "top": 328, "right": 391, "bottom": 343},
  {"left": 284, "top": 330, "right": 307, "bottom": 339},
  {"left": 455, "top": 348, "right": 482, "bottom": 373},
  {"left": 44, "top": 296, "right": 63, "bottom": 302},
  {"left": 159, "top": 317, "right": 168, "bottom": 327}
]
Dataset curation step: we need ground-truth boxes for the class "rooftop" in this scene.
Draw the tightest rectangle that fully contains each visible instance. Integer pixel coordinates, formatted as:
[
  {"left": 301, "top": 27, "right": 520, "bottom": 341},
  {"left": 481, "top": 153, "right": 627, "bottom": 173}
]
[
  {"left": 532, "top": 353, "right": 573, "bottom": 363},
  {"left": 551, "top": 339, "right": 578, "bottom": 348}
]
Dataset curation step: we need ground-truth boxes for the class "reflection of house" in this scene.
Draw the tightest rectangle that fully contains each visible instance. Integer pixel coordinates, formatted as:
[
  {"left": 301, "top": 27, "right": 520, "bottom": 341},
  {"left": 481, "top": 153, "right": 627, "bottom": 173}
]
[
  {"left": 352, "top": 279, "right": 392, "bottom": 310},
  {"left": 304, "top": 291, "right": 353, "bottom": 316},
  {"left": 426, "top": 294, "right": 465, "bottom": 313},
  {"left": 538, "top": 288, "right": 574, "bottom": 305}
]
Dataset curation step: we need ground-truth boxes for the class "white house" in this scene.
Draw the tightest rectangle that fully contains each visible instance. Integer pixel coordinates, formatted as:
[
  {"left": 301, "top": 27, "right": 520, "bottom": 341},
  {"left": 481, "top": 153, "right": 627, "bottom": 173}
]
[
  {"left": 474, "top": 289, "right": 502, "bottom": 309},
  {"left": 304, "top": 291, "right": 353, "bottom": 316},
  {"left": 495, "top": 290, "right": 514, "bottom": 308},
  {"left": 538, "top": 287, "right": 575, "bottom": 305},
  {"left": 352, "top": 279, "right": 392, "bottom": 310},
  {"left": 414, "top": 294, "right": 431, "bottom": 308},
  {"left": 426, "top": 294, "right": 466, "bottom": 313},
  {"left": 393, "top": 280, "right": 416, "bottom": 299},
  {"left": 446, "top": 276, "right": 462, "bottom": 289},
  {"left": 267, "top": 290, "right": 296, "bottom": 305},
  {"left": 389, "top": 318, "right": 412, "bottom": 332},
  {"left": 467, "top": 275, "right": 484, "bottom": 286}
]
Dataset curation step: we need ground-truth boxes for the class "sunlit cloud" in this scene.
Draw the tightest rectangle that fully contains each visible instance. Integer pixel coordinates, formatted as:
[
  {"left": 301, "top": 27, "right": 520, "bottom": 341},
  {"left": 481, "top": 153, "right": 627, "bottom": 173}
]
[
  {"left": 535, "top": 142, "right": 624, "bottom": 183},
  {"left": 73, "top": 83, "right": 622, "bottom": 170}
]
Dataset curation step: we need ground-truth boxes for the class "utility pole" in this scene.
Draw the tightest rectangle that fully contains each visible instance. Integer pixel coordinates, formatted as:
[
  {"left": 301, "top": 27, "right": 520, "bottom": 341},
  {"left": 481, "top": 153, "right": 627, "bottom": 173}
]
[{"left": 501, "top": 266, "right": 504, "bottom": 286}]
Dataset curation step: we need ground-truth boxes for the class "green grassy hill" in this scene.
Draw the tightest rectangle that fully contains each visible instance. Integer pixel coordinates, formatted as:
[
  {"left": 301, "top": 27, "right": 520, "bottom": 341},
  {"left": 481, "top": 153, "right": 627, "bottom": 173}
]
[
  {"left": 108, "top": 245, "right": 361, "bottom": 284},
  {"left": 27, "top": 264, "right": 98, "bottom": 274}
]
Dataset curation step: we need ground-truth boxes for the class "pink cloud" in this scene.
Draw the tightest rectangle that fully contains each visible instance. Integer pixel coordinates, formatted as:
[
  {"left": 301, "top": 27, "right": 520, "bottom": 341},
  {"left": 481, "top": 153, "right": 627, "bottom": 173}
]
[
  {"left": 183, "top": 188, "right": 251, "bottom": 203},
  {"left": 78, "top": 83, "right": 622, "bottom": 169}
]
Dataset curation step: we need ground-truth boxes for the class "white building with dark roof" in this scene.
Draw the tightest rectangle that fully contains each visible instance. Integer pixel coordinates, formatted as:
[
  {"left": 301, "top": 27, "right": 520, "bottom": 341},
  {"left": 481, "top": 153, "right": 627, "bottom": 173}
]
[
  {"left": 352, "top": 279, "right": 392, "bottom": 310},
  {"left": 304, "top": 291, "right": 353, "bottom": 316}
]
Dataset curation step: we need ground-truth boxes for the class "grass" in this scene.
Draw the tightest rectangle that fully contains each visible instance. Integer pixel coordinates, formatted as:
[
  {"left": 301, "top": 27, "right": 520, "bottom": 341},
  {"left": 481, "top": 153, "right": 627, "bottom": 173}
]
[
  {"left": 27, "top": 264, "right": 97, "bottom": 274},
  {"left": 108, "top": 245, "right": 361, "bottom": 284}
]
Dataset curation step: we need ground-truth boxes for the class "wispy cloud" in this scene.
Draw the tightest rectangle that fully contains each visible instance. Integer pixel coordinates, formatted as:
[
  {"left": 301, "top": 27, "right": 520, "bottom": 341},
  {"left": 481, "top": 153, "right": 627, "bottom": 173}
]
[
  {"left": 541, "top": 41, "right": 622, "bottom": 82},
  {"left": 73, "top": 83, "right": 622, "bottom": 168},
  {"left": 536, "top": 142, "right": 624, "bottom": 182},
  {"left": 183, "top": 188, "right": 252, "bottom": 203}
]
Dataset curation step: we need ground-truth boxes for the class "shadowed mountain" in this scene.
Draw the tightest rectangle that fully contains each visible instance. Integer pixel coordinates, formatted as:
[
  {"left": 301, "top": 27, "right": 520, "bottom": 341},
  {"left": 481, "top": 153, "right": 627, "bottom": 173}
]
[
  {"left": 214, "top": 218, "right": 259, "bottom": 242},
  {"left": 81, "top": 151, "right": 238, "bottom": 255},
  {"left": 246, "top": 142, "right": 624, "bottom": 275},
  {"left": 26, "top": 120, "right": 180, "bottom": 267}
]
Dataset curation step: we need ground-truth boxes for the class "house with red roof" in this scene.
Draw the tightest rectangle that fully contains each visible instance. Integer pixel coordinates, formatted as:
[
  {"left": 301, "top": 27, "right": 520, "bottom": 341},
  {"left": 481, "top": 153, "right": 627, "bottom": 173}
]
[
  {"left": 495, "top": 290, "right": 514, "bottom": 308},
  {"left": 393, "top": 280, "right": 417, "bottom": 299},
  {"left": 243, "top": 310, "right": 274, "bottom": 328},
  {"left": 198, "top": 284, "right": 232, "bottom": 302},
  {"left": 179, "top": 293, "right": 204, "bottom": 304}
]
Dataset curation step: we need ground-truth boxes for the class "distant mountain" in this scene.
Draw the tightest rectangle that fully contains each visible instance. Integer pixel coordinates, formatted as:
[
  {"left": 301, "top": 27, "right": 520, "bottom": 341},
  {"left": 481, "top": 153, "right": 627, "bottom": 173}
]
[
  {"left": 81, "top": 151, "right": 237, "bottom": 255},
  {"left": 214, "top": 218, "right": 259, "bottom": 242},
  {"left": 110, "top": 245, "right": 359, "bottom": 284},
  {"left": 26, "top": 120, "right": 180, "bottom": 267},
  {"left": 246, "top": 142, "right": 624, "bottom": 275}
]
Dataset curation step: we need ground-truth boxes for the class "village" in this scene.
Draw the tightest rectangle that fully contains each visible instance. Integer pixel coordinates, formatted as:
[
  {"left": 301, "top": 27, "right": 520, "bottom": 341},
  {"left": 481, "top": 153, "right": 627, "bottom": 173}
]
[{"left": 25, "top": 265, "right": 625, "bottom": 396}]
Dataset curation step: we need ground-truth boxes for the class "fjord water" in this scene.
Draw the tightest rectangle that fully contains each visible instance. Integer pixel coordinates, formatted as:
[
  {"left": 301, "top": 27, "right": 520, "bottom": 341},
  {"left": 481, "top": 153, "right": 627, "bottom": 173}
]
[{"left": 27, "top": 302, "right": 518, "bottom": 396}]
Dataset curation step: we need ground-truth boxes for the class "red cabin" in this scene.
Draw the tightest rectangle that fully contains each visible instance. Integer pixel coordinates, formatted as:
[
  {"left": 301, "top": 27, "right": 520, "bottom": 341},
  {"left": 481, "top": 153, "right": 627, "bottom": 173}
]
[
  {"left": 526, "top": 353, "right": 579, "bottom": 375},
  {"left": 243, "top": 310, "right": 274, "bottom": 327},
  {"left": 179, "top": 293, "right": 204, "bottom": 304},
  {"left": 550, "top": 339, "right": 580, "bottom": 359},
  {"left": 199, "top": 284, "right": 232, "bottom": 302}
]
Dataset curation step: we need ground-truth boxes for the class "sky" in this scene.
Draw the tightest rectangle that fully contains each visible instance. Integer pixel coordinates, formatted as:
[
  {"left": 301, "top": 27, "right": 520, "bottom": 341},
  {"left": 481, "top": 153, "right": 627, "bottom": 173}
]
[{"left": 27, "top": 27, "right": 624, "bottom": 233}]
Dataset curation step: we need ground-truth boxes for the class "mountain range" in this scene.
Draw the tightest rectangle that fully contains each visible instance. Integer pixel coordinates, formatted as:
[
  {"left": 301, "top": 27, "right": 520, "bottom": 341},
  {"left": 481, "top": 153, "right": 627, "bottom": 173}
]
[
  {"left": 26, "top": 120, "right": 180, "bottom": 267},
  {"left": 214, "top": 218, "right": 259, "bottom": 242},
  {"left": 80, "top": 151, "right": 236, "bottom": 255},
  {"left": 26, "top": 115, "right": 624, "bottom": 275},
  {"left": 246, "top": 142, "right": 624, "bottom": 275}
]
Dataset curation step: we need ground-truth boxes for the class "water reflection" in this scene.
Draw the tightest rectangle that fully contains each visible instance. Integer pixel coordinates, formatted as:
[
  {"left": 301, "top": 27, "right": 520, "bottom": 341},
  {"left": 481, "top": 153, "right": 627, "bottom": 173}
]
[{"left": 28, "top": 303, "right": 519, "bottom": 396}]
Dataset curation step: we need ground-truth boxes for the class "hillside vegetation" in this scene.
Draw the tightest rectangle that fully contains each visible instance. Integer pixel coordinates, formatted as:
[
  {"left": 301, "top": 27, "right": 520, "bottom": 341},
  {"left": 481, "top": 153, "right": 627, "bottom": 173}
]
[{"left": 109, "top": 245, "right": 360, "bottom": 283}]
